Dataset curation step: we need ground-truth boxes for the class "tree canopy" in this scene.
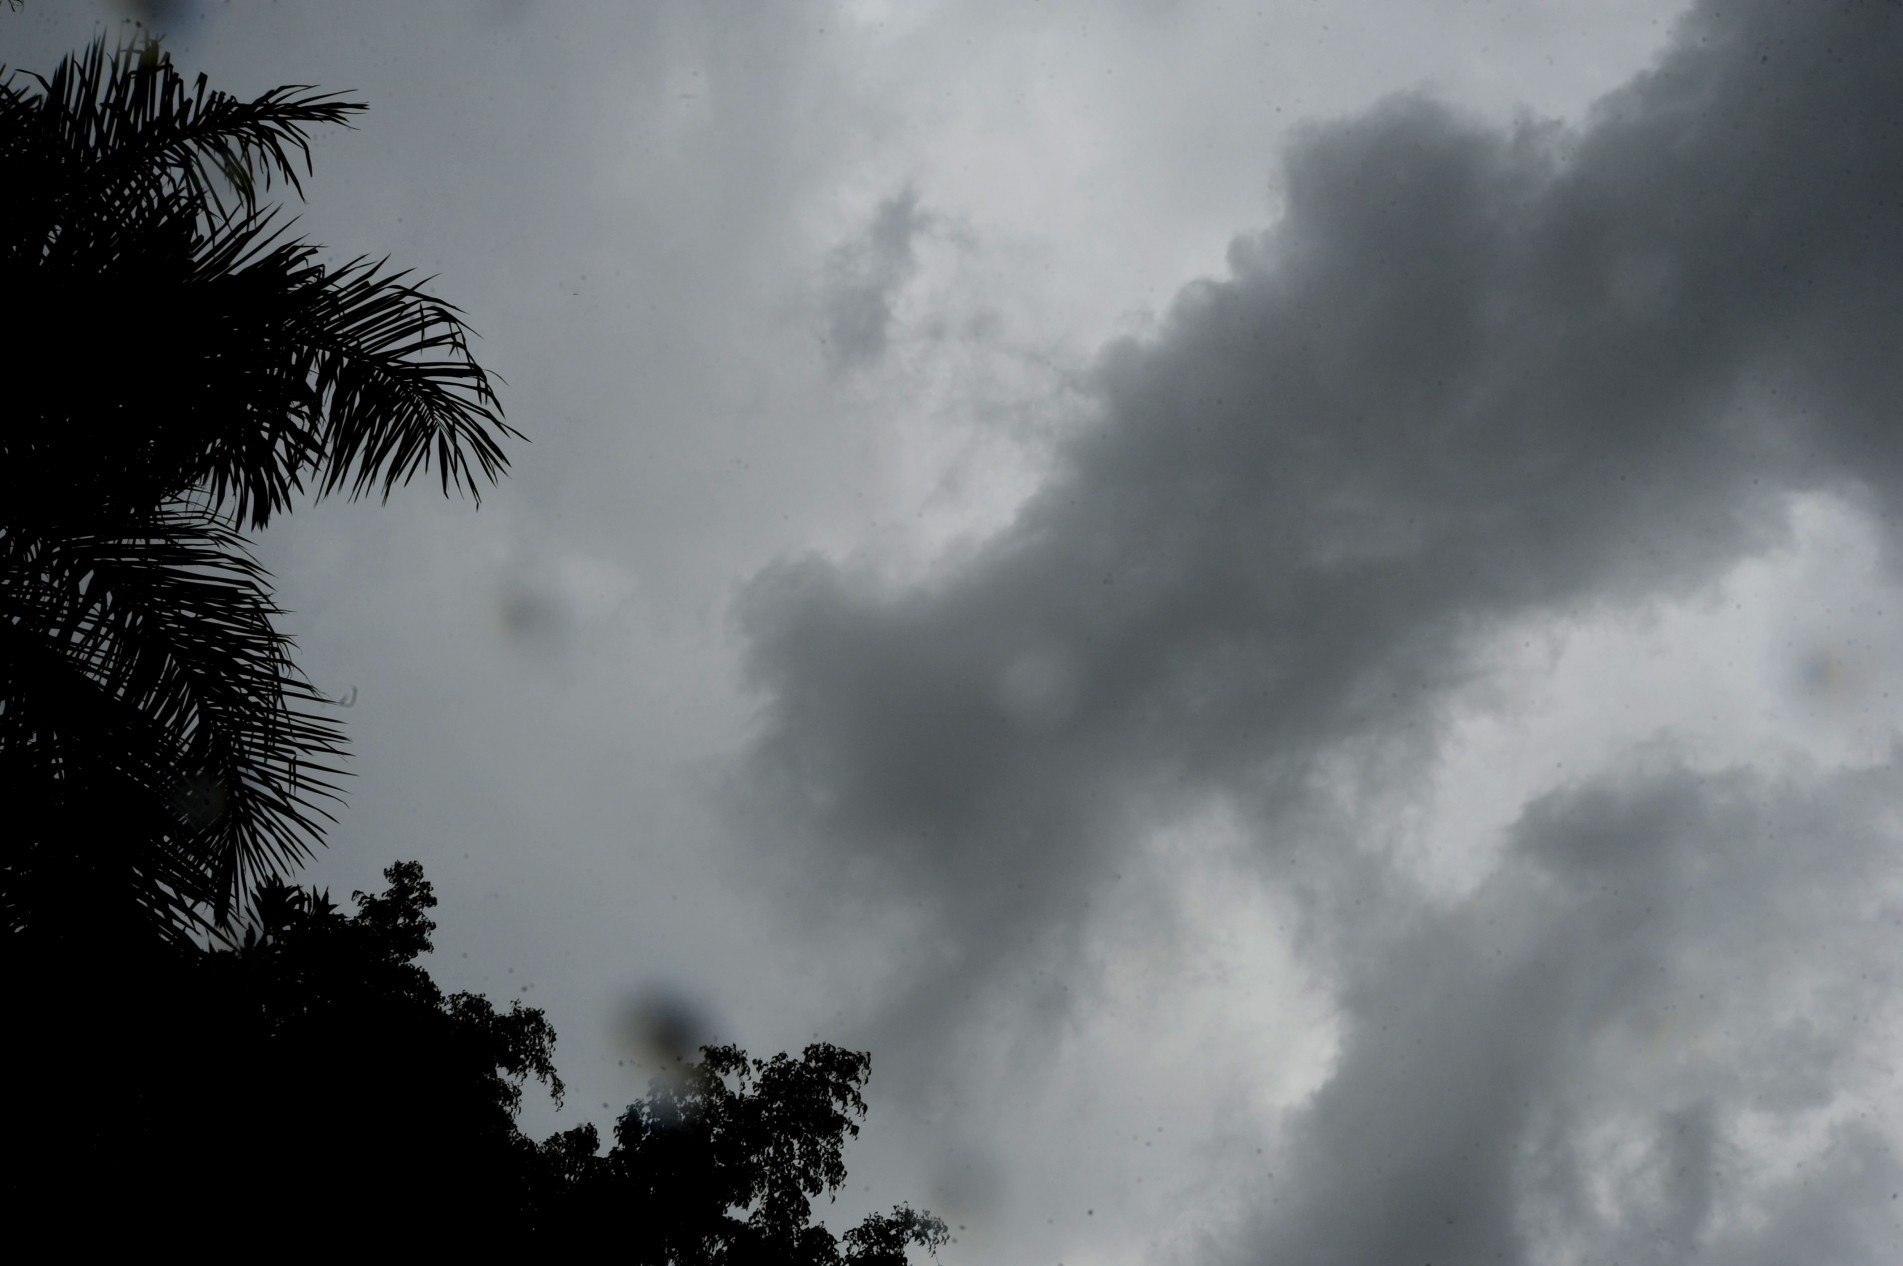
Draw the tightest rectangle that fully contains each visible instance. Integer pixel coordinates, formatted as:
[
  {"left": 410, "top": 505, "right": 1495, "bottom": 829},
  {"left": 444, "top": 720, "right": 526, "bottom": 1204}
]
[
  {"left": 539, "top": 1039, "right": 949, "bottom": 1262},
  {"left": 7, "top": 860, "right": 946, "bottom": 1259}
]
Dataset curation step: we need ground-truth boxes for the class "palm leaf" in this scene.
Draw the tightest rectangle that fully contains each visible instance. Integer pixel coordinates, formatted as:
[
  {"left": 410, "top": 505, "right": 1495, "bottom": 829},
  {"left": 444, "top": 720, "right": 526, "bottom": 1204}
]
[
  {"left": 0, "top": 37, "right": 361, "bottom": 248},
  {"left": 0, "top": 35, "right": 516, "bottom": 935},
  {"left": 299, "top": 255, "right": 516, "bottom": 506},
  {"left": 0, "top": 506, "right": 347, "bottom": 928},
  {"left": 2, "top": 37, "right": 516, "bottom": 533},
  {"left": 0, "top": 503, "right": 346, "bottom": 929}
]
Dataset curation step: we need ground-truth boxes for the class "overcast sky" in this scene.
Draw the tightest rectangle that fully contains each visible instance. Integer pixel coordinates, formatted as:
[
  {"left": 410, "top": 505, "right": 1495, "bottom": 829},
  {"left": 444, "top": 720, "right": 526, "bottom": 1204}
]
[{"left": 14, "top": 1, "right": 1903, "bottom": 1261}]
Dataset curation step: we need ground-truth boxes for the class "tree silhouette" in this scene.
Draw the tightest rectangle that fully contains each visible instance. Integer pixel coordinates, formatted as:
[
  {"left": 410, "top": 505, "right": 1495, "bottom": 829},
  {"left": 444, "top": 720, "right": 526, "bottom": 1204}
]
[
  {"left": 6, "top": 859, "right": 945, "bottom": 1259},
  {"left": 0, "top": 37, "right": 519, "bottom": 942},
  {"left": 8, "top": 859, "right": 559, "bottom": 1243},
  {"left": 534, "top": 1042, "right": 951, "bottom": 1261}
]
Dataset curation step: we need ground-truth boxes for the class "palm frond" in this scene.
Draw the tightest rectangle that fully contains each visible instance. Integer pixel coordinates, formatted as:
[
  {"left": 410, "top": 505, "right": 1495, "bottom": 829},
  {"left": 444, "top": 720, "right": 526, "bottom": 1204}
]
[
  {"left": 0, "top": 35, "right": 517, "bottom": 938},
  {"left": 0, "top": 504, "right": 346, "bottom": 927},
  {"left": 3, "top": 209, "right": 325, "bottom": 531},
  {"left": 299, "top": 256, "right": 517, "bottom": 506},
  {"left": 0, "top": 36, "right": 361, "bottom": 254},
  {"left": 2, "top": 39, "right": 516, "bottom": 532}
]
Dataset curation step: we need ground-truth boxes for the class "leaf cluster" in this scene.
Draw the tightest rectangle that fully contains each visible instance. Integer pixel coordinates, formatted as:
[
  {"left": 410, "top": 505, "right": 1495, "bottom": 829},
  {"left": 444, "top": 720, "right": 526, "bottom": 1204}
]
[
  {"left": 211, "top": 859, "right": 566, "bottom": 1121},
  {"left": 1, "top": 37, "right": 515, "bottom": 526},
  {"left": 533, "top": 1042, "right": 949, "bottom": 1262},
  {"left": 4, "top": 860, "right": 944, "bottom": 1261},
  {"left": 0, "top": 507, "right": 345, "bottom": 933},
  {"left": 3, "top": 861, "right": 565, "bottom": 1243}
]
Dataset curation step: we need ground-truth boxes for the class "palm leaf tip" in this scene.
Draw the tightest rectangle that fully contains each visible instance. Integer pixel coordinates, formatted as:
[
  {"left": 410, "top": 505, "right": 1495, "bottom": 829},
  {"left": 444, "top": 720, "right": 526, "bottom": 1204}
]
[
  {"left": 4, "top": 35, "right": 368, "bottom": 228},
  {"left": 305, "top": 281, "right": 518, "bottom": 508}
]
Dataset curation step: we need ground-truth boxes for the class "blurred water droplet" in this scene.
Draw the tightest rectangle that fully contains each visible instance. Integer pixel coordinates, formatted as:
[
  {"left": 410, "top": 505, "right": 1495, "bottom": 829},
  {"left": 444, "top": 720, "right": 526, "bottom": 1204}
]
[
  {"left": 616, "top": 984, "right": 715, "bottom": 1072},
  {"left": 115, "top": 0, "right": 212, "bottom": 38},
  {"left": 1789, "top": 641, "right": 1868, "bottom": 710},
  {"left": 496, "top": 580, "right": 575, "bottom": 660}
]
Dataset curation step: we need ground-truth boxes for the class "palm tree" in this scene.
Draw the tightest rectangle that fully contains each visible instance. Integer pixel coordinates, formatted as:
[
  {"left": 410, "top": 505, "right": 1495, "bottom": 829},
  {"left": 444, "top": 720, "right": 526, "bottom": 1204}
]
[{"left": 0, "top": 37, "right": 520, "bottom": 943}]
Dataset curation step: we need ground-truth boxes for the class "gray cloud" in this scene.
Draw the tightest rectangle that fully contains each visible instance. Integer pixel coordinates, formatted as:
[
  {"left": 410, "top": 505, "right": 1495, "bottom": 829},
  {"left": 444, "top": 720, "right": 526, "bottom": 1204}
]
[
  {"left": 733, "top": 0, "right": 1903, "bottom": 1256},
  {"left": 1237, "top": 763, "right": 1903, "bottom": 1264},
  {"left": 742, "top": 0, "right": 1903, "bottom": 979},
  {"left": 821, "top": 184, "right": 930, "bottom": 372}
]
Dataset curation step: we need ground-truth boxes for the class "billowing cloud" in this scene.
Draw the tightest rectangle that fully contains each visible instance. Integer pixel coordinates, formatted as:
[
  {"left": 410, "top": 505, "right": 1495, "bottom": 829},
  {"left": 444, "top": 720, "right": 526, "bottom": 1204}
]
[
  {"left": 1239, "top": 762, "right": 1903, "bottom": 1264},
  {"left": 742, "top": 0, "right": 1903, "bottom": 980},
  {"left": 733, "top": 0, "right": 1903, "bottom": 1256}
]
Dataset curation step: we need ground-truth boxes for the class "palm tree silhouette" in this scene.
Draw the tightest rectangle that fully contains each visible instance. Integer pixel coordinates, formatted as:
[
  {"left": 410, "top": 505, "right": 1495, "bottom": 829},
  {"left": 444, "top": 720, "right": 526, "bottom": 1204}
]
[{"left": 1, "top": 38, "right": 520, "bottom": 943}]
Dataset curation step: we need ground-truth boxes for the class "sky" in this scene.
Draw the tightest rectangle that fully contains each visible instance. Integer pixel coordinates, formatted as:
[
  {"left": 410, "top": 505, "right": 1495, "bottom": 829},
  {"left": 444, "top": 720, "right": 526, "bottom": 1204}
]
[{"left": 11, "top": 1, "right": 1903, "bottom": 1261}]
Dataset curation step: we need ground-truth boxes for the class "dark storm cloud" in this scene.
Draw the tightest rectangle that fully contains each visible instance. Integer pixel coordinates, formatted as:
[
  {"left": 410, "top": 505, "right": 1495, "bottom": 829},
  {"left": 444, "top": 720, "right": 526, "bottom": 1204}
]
[
  {"left": 820, "top": 184, "right": 929, "bottom": 371},
  {"left": 734, "top": 0, "right": 1903, "bottom": 1253},
  {"left": 742, "top": 0, "right": 1902, "bottom": 966}
]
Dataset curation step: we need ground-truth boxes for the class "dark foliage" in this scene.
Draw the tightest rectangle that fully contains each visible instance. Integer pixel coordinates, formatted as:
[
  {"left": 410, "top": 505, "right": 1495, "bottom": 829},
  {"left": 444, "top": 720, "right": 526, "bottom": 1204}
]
[
  {"left": 0, "top": 37, "right": 520, "bottom": 940},
  {"left": 535, "top": 1043, "right": 949, "bottom": 1262},
  {"left": 2, "top": 862, "right": 558, "bottom": 1243},
  {"left": 3, "top": 862, "right": 944, "bottom": 1259}
]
